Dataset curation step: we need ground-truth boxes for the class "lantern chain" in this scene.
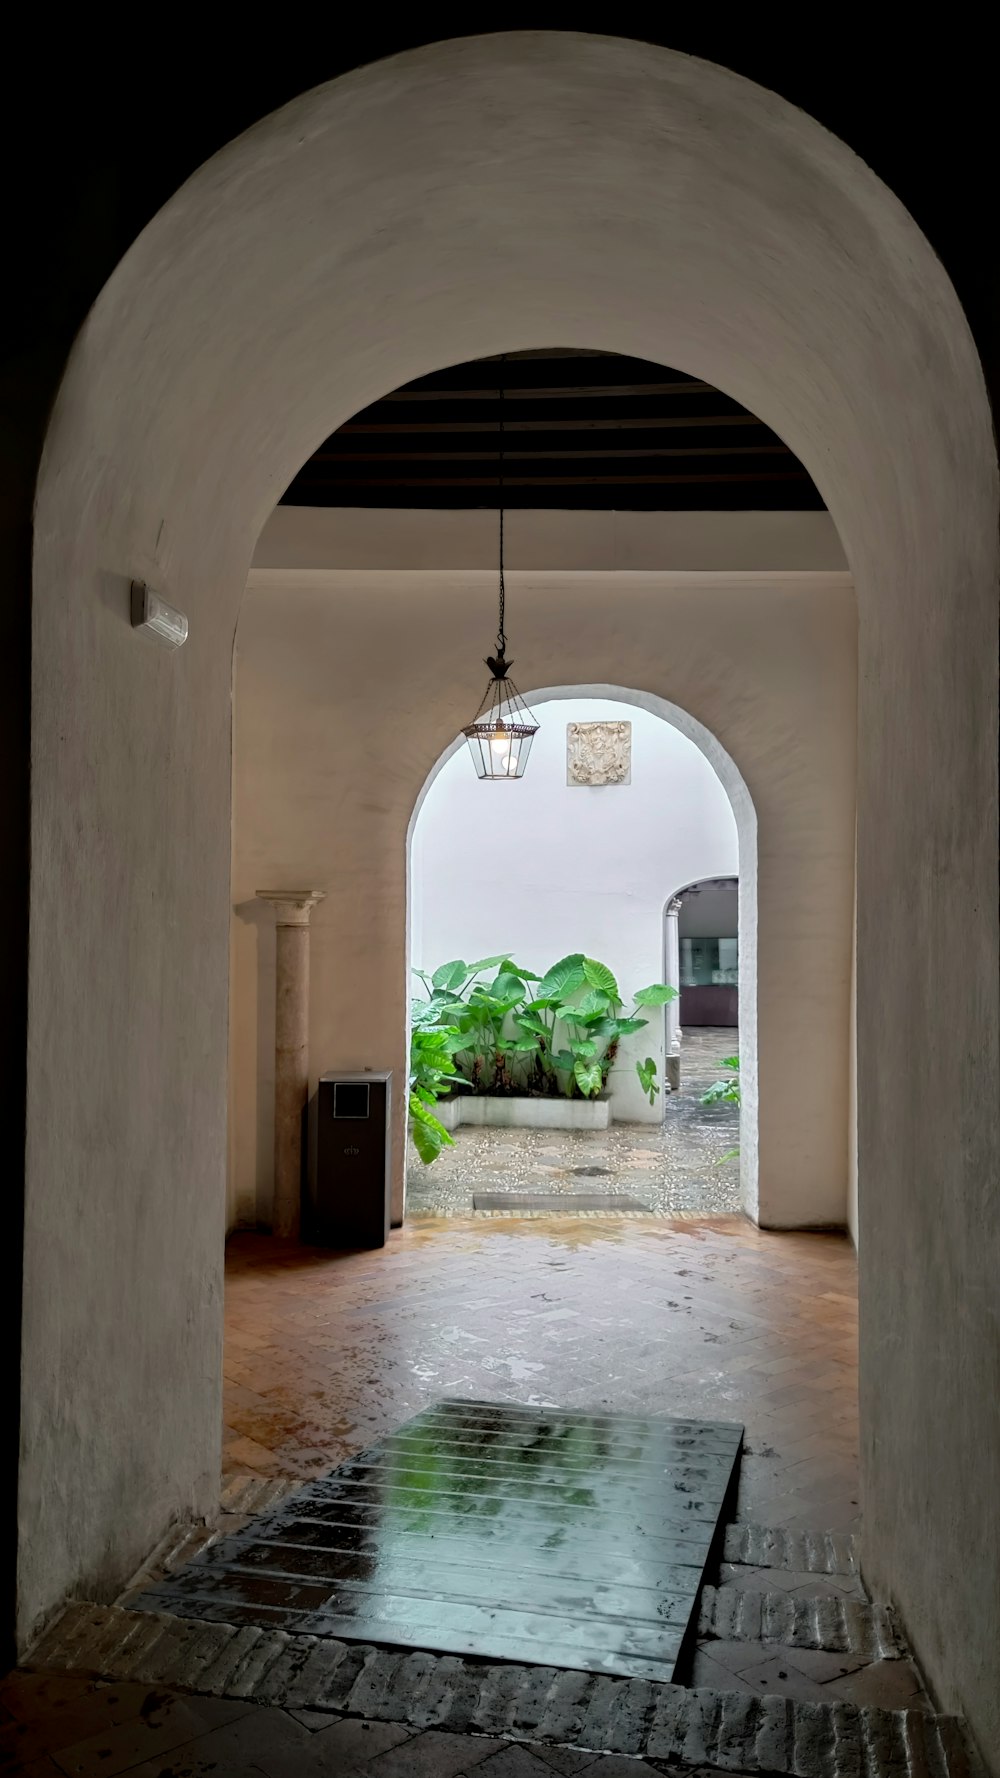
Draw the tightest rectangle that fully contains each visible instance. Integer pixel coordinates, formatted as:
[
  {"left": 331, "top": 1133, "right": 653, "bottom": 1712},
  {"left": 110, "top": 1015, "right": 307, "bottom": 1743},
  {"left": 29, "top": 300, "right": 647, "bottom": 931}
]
[{"left": 497, "top": 360, "right": 506, "bottom": 659}]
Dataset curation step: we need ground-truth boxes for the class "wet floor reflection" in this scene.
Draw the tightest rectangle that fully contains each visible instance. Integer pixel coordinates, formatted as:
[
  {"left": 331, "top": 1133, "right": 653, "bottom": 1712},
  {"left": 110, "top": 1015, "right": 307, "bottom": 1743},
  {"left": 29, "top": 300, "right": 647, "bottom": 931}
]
[{"left": 135, "top": 1400, "right": 742, "bottom": 1680}]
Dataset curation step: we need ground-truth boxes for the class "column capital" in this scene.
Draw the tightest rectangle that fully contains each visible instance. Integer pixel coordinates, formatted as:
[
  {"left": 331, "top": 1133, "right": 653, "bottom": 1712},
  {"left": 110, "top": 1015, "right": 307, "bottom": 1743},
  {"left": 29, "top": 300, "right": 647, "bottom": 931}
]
[
  {"left": 666, "top": 896, "right": 684, "bottom": 917},
  {"left": 256, "top": 889, "right": 325, "bottom": 927}
]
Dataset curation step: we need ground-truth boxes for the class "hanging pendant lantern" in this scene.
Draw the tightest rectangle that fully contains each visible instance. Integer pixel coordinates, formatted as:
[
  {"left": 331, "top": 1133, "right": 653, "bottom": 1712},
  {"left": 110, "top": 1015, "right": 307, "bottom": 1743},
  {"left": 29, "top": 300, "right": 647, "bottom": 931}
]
[
  {"left": 463, "top": 361, "right": 539, "bottom": 780},
  {"left": 462, "top": 647, "right": 539, "bottom": 779}
]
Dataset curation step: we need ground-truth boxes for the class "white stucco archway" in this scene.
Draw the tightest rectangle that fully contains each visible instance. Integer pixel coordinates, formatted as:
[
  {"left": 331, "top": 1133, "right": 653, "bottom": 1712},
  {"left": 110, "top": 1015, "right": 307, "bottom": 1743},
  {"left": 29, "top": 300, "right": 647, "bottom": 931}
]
[
  {"left": 231, "top": 560, "right": 851, "bottom": 1237},
  {"left": 28, "top": 31, "right": 999, "bottom": 1759},
  {"left": 406, "top": 683, "right": 757, "bottom": 1208}
]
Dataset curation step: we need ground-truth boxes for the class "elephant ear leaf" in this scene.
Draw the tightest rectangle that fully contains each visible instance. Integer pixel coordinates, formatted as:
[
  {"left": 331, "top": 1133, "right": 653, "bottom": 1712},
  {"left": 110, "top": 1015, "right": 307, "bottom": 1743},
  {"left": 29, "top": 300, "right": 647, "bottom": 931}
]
[
  {"left": 537, "top": 953, "right": 586, "bottom": 1000},
  {"left": 635, "top": 1056, "right": 660, "bottom": 1105},
  {"left": 574, "top": 987, "right": 610, "bottom": 1018},
  {"left": 409, "top": 1095, "right": 454, "bottom": 1164},
  {"left": 573, "top": 1059, "right": 603, "bottom": 1098},
  {"left": 582, "top": 958, "right": 620, "bottom": 1000},
  {"left": 633, "top": 983, "right": 677, "bottom": 1006},
  {"left": 490, "top": 971, "right": 527, "bottom": 1001},
  {"left": 432, "top": 959, "right": 469, "bottom": 991}
]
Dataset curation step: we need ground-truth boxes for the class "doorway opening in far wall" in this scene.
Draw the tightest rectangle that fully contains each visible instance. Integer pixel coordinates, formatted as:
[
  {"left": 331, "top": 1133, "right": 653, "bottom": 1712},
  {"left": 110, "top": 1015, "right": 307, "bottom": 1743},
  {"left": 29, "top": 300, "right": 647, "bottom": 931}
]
[
  {"left": 406, "top": 690, "right": 753, "bottom": 1222},
  {"left": 663, "top": 877, "right": 742, "bottom": 1189}
]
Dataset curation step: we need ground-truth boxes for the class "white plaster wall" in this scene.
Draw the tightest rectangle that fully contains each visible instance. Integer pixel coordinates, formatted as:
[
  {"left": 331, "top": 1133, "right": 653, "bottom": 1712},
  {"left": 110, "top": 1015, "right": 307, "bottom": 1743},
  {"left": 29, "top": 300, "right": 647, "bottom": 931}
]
[
  {"left": 410, "top": 697, "right": 738, "bottom": 1123},
  {"left": 28, "top": 34, "right": 998, "bottom": 1765},
  {"left": 230, "top": 557, "right": 854, "bottom": 1236},
  {"left": 255, "top": 507, "right": 847, "bottom": 574}
]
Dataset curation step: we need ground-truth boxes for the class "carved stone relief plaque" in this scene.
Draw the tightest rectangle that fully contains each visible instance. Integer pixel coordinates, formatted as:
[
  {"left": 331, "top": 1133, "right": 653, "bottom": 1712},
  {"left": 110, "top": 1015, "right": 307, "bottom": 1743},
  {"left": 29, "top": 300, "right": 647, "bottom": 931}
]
[{"left": 566, "top": 720, "right": 632, "bottom": 786}]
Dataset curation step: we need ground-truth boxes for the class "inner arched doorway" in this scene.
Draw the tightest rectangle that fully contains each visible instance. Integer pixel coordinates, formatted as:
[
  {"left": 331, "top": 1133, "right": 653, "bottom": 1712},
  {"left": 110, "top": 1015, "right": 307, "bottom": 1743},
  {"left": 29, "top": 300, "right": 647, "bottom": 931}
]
[
  {"left": 405, "top": 688, "right": 755, "bottom": 1216},
  {"left": 26, "top": 31, "right": 998, "bottom": 1755},
  {"left": 668, "top": 877, "right": 740, "bottom": 1033}
]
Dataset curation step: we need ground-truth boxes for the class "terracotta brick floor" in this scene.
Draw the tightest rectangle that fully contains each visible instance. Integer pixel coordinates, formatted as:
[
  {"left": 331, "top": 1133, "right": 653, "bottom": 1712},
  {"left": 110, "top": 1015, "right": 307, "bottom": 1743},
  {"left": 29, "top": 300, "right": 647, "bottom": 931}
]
[
  {"left": 0, "top": 1225, "right": 870, "bottom": 1771},
  {"left": 223, "top": 1216, "right": 859, "bottom": 1535}
]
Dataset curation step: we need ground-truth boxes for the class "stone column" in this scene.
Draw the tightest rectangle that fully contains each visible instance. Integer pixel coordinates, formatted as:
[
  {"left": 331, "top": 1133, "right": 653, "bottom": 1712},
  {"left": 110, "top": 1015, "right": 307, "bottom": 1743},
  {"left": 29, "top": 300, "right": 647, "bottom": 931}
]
[
  {"left": 257, "top": 890, "right": 325, "bottom": 1239},
  {"left": 664, "top": 896, "right": 684, "bottom": 1090}
]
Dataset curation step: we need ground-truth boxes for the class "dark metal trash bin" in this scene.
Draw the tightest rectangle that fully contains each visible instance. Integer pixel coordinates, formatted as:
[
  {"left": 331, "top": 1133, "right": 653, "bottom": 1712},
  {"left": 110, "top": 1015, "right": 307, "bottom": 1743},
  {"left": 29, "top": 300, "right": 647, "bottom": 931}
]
[{"left": 307, "top": 1070, "right": 392, "bottom": 1248}]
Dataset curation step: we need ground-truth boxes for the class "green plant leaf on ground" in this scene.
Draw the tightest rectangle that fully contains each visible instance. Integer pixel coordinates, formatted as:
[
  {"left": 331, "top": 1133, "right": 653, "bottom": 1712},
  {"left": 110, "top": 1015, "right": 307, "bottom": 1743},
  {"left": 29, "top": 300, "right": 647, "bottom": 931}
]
[
  {"left": 701, "top": 1078, "right": 741, "bottom": 1104},
  {"left": 716, "top": 1147, "right": 740, "bottom": 1164},
  {"left": 633, "top": 982, "right": 678, "bottom": 1006},
  {"left": 721, "top": 1055, "right": 740, "bottom": 1071}
]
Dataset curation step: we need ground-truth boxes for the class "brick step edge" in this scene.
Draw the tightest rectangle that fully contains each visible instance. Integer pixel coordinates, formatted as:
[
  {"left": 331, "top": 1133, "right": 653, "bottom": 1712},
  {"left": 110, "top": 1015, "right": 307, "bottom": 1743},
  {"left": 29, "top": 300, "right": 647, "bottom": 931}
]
[
  {"left": 697, "top": 1587, "right": 903, "bottom": 1660},
  {"left": 220, "top": 1475, "right": 303, "bottom": 1517},
  {"left": 23, "top": 1602, "right": 978, "bottom": 1778},
  {"left": 724, "top": 1526, "right": 858, "bottom": 1575},
  {"left": 116, "top": 1486, "right": 304, "bottom": 1603}
]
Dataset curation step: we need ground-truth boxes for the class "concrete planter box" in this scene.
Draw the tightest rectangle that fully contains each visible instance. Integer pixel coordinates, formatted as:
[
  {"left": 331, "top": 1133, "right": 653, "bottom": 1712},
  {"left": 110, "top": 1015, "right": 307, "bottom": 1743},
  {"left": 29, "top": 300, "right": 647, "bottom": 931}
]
[{"left": 435, "top": 1093, "right": 611, "bottom": 1132}]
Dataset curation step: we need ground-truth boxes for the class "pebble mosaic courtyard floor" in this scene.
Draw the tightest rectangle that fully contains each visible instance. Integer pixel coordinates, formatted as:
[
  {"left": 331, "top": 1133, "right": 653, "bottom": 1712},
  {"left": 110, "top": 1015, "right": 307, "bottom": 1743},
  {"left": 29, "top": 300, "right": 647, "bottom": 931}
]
[{"left": 406, "top": 1029, "right": 741, "bottom": 1217}]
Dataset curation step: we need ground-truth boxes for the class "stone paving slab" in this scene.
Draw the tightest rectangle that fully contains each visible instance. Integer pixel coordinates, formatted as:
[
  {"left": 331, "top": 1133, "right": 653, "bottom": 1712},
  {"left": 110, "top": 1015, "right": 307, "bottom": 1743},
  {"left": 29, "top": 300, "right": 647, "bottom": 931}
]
[{"left": 23, "top": 1601, "right": 979, "bottom": 1778}]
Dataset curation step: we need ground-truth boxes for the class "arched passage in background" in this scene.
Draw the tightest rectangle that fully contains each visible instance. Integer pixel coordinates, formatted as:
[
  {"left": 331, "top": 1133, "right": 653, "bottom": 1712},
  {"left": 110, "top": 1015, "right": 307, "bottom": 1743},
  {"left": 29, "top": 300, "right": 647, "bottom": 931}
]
[
  {"left": 29, "top": 30, "right": 999, "bottom": 1758},
  {"left": 406, "top": 687, "right": 755, "bottom": 1205},
  {"left": 666, "top": 877, "right": 740, "bottom": 1034}
]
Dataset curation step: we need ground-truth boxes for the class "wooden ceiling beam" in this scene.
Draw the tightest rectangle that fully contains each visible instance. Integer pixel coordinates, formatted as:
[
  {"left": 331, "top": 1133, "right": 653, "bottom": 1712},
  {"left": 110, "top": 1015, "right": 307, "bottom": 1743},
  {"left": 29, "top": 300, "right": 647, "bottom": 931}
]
[
  {"left": 308, "top": 445, "right": 794, "bottom": 465},
  {"left": 282, "top": 348, "right": 823, "bottom": 511},
  {"left": 290, "top": 470, "right": 812, "bottom": 489},
  {"left": 381, "top": 381, "right": 717, "bottom": 402},
  {"left": 340, "top": 413, "right": 770, "bottom": 436}
]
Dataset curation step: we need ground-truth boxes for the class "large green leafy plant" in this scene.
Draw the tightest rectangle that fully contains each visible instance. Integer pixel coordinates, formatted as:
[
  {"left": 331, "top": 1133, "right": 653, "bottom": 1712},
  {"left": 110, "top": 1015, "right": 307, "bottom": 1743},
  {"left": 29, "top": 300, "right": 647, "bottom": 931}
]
[
  {"left": 408, "top": 1020, "right": 465, "bottom": 1165},
  {"left": 410, "top": 952, "right": 678, "bottom": 1159},
  {"left": 514, "top": 953, "right": 675, "bottom": 1104}
]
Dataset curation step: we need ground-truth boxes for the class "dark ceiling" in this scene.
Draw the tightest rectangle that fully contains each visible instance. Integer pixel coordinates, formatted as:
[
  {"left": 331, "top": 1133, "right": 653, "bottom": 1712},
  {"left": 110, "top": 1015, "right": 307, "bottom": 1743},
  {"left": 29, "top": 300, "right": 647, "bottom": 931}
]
[{"left": 280, "top": 350, "right": 824, "bottom": 511}]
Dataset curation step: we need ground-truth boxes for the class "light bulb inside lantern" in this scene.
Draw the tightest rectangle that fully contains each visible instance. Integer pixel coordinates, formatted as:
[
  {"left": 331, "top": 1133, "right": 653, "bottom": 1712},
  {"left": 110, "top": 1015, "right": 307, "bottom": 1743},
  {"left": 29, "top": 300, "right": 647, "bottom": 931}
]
[
  {"left": 491, "top": 734, "right": 508, "bottom": 755},
  {"left": 498, "top": 753, "right": 513, "bottom": 773}
]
